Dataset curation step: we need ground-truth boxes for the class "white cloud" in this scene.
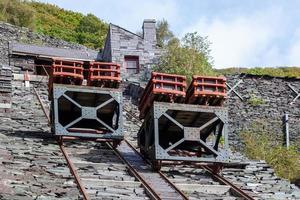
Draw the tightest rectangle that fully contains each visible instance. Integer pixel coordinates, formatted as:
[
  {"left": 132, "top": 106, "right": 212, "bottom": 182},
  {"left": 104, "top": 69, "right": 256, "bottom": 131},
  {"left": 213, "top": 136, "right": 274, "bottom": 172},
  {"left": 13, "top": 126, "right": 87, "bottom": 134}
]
[
  {"left": 287, "top": 28, "right": 300, "bottom": 65},
  {"left": 102, "top": 0, "right": 179, "bottom": 32},
  {"left": 183, "top": 6, "right": 289, "bottom": 68}
]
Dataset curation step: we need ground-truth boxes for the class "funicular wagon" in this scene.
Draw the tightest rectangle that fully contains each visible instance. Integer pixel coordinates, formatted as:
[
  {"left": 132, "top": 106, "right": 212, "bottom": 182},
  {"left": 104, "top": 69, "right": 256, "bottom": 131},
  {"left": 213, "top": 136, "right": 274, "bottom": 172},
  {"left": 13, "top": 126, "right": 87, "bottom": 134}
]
[
  {"left": 138, "top": 72, "right": 228, "bottom": 170},
  {"left": 48, "top": 58, "right": 123, "bottom": 142}
]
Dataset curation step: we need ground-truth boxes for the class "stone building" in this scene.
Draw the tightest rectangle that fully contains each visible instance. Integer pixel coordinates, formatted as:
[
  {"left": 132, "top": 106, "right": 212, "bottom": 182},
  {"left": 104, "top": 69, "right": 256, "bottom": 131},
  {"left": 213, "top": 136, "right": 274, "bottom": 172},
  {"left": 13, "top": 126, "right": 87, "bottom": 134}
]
[
  {"left": 8, "top": 19, "right": 161, "bottom": 81},
  {"left": 102, "top": 19, "right": 161, "bottom": 80},
  {"left": 9, "top": 42, "right": 99, "bottom": 75}
]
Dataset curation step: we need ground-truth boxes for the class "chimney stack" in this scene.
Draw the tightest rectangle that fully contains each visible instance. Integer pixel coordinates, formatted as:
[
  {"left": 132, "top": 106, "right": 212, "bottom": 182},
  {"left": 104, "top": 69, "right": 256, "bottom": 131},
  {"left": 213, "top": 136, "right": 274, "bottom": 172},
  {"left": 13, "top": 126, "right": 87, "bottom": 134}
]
[{"left": 143, "top": 19, "right": 156, "bottom": 44}]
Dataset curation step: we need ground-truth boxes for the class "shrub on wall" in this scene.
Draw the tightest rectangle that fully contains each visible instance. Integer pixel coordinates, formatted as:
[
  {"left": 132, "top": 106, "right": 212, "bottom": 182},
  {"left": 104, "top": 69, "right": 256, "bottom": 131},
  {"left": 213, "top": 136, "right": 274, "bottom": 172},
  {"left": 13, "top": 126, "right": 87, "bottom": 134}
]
[
  {"left": 248, "top": 94, "right": 266, "bottom": 106},
  {"left": 215, "top": 67, "right": 300, "bottom": 78}
]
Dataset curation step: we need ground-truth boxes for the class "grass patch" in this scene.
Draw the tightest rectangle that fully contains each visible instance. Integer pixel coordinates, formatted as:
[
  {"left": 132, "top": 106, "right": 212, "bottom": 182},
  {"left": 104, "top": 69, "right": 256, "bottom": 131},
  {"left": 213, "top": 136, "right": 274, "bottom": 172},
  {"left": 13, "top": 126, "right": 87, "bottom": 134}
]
[
  {"left": 241, "top": 122, "right": 300, "bottom": 183},
  {"left": 248, "top": 94, "right": 265, "bottom": 106},
  {"left": 215, "top": 67, "right": 300, "bottom": 78}
]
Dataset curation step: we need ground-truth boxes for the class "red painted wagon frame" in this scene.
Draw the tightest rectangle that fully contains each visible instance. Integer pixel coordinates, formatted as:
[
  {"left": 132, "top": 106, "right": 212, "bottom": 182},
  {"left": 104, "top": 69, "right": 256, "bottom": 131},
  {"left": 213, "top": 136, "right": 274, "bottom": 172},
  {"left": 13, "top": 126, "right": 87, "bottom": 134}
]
[
  {"left": 186, "top": 75, "right": 227, "bottom": 106},
  {"left": 138, "top": 72, "right": 187, "bottom": 119},
  {"left": 48, "top": 59, "right": 84, "bottom": 99},
  {"left": 87, "top": 61, "right": 121, "bottom": 88}
]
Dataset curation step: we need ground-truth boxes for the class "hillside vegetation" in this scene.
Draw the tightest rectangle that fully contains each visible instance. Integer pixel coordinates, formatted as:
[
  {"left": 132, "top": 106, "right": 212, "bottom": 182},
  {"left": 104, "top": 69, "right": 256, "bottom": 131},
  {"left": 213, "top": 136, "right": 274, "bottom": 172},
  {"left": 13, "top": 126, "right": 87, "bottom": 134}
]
[
  {"left": 0, "top": 0, "right": 108, "bottom": 49},
  {"left": 241, "top": 121, "right": 300, "bottom": 183},
  {"left": 216, "top": 67, "right": 300, "bottom": 78}
]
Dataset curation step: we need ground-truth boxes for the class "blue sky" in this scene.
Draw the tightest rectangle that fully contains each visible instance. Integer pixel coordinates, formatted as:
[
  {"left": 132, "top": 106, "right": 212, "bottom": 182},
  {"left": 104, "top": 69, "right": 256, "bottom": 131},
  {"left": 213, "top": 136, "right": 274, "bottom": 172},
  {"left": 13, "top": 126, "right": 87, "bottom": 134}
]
[{"left": 39, "top": 0, "right": 300, "bottom": 69}]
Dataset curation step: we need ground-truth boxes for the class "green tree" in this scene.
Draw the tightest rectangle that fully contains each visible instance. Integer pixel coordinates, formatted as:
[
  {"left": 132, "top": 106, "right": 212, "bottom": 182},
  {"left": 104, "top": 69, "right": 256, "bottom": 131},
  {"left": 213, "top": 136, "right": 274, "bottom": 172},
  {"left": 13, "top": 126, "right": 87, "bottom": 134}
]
[
  {"left": 182, "top": 32, "right": 212, "bottom": 62},
  {"left": 77, "top": 14, "right": 102, "bottom": 33},
  {"left": 156, "top": 19, "right": 174, "bottom": 47},
  {"left": 154, "top": 31, "right": 214, "bottom": 82},
  {"left": 76, "top": 13, "right": 108, "bottom": 49}
]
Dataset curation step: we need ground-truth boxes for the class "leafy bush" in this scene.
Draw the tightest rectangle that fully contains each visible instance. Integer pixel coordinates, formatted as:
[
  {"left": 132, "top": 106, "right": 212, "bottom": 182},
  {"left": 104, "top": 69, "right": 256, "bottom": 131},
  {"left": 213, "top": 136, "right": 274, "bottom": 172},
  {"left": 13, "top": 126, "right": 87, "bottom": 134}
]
[
  {"left": 241, "top": 122, "right": 300, "bottom": 182},
  {"left": 76, "top": 14, "right": 108, "bottom": 48},
  {"left": 29, "top": 1, "right": 108, "bottom": 49},
  {"left": 154, "top": 32, "right": 215, "bottom": 83}
]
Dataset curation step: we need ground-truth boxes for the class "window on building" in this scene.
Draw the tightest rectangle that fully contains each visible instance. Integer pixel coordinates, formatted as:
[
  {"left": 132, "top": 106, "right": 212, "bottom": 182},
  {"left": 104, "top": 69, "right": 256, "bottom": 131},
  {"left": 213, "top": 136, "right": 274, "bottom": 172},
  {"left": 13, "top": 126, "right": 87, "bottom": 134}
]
[{"left": 124, "top": 56, "right": 139, "bottom": 74}]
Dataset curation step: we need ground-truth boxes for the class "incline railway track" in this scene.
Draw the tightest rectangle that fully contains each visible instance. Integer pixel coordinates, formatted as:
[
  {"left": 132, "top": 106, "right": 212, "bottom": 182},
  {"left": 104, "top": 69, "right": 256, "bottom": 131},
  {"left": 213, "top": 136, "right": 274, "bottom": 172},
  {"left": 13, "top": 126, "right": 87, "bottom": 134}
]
[
  {"left": 34, "top": 85, "right": 254, "bottom": 200},
  {"left": 110, "top": 140, "right": 188, "bottom": 200},
  {"left": 123, "top": 101, "right": 255, "bottom": 200},
  {"left": 33, "top": 87, "right": 189, "bottom": 200}
]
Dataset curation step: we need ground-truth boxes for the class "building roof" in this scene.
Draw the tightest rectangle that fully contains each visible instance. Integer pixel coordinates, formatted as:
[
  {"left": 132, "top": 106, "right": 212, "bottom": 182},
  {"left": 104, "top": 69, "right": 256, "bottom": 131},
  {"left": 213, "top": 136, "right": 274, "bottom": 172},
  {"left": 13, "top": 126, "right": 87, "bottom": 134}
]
[
  {"left": 10, "top": 42, "right": 100, "bottom": 61},
  {"left": 110, "top": 23, "right": 143, "bottom": 39}
]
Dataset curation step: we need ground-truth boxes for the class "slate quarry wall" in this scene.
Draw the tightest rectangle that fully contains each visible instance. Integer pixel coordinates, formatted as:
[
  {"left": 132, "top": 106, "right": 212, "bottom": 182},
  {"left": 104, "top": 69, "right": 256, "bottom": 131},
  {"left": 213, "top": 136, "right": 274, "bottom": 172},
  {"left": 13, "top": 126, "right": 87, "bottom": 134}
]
[{"left": 225, "top": 74, "right": 300, "bottom": 150}]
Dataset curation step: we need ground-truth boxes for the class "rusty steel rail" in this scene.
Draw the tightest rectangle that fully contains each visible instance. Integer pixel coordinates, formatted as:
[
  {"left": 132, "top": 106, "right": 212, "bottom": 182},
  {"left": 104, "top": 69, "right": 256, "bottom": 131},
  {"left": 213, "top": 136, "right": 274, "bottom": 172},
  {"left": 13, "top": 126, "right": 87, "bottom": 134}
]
[
  {"left": 107, "top": 142, "right": 161, "bottom": 200},
  {"left": 125, "top": 140, "right": 189, "bottom": 199},
  {"left": 109, "top": 140, "right": 189, "bottom": 200},
  {"left": 33, "top": 87, "right": 50, "bottom": 123},
  {"left": 58, "top": 138, "right": 90, "bottom": 200},
  {"left": 200, "top": 165, "right": 254, "bottom": 200},
  {"left": 34, "top": 89, "right": 90, "bottom": 199},
  {"left": 157, "top": 170, "right": 188, "bottom": 199}
]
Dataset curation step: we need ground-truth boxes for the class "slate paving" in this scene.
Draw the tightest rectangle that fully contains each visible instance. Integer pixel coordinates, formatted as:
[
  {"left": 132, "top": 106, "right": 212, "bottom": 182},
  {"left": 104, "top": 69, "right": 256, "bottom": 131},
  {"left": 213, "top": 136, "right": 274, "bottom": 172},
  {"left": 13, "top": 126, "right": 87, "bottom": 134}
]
[
  {"left": 64, "top": 141, "right": 149, "bottom": 200},
  {"left": 0, "top": 80, "right": 79, "bottom": 199},
  {"left": 0, "top": 79, "right": 299, "bottom": 199},
  {"left": 0, "top": 131, "right": 80, "bottom": 199}
]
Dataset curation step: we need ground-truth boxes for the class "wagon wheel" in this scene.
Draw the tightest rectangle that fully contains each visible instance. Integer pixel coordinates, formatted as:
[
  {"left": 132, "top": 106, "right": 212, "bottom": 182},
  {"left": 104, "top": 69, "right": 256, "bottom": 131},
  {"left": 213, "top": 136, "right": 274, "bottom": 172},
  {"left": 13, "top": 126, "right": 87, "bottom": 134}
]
[
  {"left": 112, "top": 140, "right": 121, "bottom": 148},
  {"left": 152, "top": 160, "right": 162, "bottom": 171},
  {"left": 210, "top": 163, "right": 224, "bottom": 174}
]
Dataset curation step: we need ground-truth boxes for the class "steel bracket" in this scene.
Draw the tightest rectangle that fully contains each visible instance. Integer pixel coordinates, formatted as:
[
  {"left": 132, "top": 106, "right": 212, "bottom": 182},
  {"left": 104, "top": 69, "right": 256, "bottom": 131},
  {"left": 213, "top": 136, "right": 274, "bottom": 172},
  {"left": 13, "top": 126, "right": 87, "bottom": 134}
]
[
  {"left": 288, "top": 84, "right": 300, "bottom": 104},
  {"left": 226, "top": 80, "right": 244, "bottom": 101}
]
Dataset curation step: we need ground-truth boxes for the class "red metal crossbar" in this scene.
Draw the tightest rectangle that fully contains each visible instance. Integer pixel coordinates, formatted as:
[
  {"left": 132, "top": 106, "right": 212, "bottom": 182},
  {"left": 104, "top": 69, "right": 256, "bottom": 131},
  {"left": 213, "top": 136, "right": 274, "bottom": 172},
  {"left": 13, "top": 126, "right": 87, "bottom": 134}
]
[
  {"left": 87, "top": 62, "right": 121, "bottom": 88},
  {"left": 186, "top": 75, "right": 226, "bottom": 106},
  {"left": 52, "top": 59, "right": 84, "bottom": 80},
  {"left": 48, "top": 59, "right": 84, "bottom": 100},
  {"left": 138, "top": 72, "right": 187, "bottom": 119}
]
